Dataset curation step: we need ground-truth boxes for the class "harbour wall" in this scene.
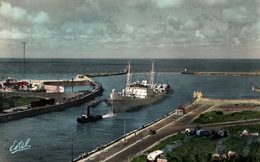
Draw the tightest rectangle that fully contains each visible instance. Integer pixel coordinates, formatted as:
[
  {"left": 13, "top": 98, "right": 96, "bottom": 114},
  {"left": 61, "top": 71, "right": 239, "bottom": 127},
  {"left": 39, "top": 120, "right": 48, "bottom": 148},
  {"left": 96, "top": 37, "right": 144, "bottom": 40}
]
[{"left": 0, "top": 81, "right": 103, "bottom": 123}]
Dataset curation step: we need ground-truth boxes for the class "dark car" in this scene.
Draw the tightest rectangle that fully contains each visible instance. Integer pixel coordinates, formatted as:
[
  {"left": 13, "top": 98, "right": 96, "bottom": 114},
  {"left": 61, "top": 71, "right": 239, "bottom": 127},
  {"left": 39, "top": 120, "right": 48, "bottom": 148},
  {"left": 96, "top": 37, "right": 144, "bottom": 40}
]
[{"left": 149, "top": 129, "right": 156, "bottom": 135}]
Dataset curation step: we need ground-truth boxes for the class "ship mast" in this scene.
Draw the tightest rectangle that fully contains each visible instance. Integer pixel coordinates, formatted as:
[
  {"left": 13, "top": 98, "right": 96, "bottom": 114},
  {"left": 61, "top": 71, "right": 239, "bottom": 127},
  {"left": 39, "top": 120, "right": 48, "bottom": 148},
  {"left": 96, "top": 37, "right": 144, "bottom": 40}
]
[
  {"left": 126, "top": 61, "right": 132, "bottom": 87},
  {"left": 150, "top": 62, "right": 155, "bottom": 88}
]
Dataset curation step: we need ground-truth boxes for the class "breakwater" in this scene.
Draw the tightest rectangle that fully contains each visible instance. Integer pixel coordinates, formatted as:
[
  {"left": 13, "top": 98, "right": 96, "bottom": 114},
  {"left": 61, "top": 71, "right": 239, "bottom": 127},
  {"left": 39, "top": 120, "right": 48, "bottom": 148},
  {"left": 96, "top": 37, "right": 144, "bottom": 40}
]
[
  {"left": 0, "top": 81, "right": 103, "bottom": 123},
  {"left": 85, "top": 70, "right": 127, "bottom": 78},
  {"left": 195, "top": 71, "right": 260, "bottom": 76}
]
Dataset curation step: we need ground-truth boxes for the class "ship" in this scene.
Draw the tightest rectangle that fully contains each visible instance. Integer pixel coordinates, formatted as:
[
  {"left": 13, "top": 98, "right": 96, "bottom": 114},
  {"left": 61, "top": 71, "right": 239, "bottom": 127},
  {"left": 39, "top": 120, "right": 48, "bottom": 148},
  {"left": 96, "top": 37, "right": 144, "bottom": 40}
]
[{"left": 110, "top": 62, "right": 171, "bottom": 113}]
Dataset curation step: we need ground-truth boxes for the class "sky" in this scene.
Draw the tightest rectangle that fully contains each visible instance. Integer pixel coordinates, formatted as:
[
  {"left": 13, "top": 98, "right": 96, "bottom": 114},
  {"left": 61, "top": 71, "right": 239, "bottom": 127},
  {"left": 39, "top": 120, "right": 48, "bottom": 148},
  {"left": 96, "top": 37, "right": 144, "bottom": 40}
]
[{"left": 0, "top": 0, "right": 260, "bottom": 59}]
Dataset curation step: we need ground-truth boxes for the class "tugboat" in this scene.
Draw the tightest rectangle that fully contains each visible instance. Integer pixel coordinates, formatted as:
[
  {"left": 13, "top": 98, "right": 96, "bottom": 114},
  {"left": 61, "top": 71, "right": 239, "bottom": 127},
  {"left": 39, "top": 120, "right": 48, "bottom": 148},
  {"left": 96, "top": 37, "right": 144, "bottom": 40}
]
[
  {"left": 76, "top": 106, "right": 102, "bottom": 124},
  {"left": 76, "top": 99, "right": 111, "bottom": 123}
]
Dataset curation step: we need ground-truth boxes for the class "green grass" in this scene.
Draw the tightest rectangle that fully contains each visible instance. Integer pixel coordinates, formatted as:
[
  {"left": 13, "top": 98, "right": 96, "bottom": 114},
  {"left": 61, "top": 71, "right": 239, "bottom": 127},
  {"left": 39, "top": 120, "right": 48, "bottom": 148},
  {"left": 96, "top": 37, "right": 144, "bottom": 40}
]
[
  {"left": 226, "top": 124, "right": 260, "bottom": 134},
  {"left": 167, "top": 136, "right": 216, "bottom": 162},
  {"left": 132, "top": 156, "right": 146, "bottom": 162},
  {"left": 224, "top": 135, "right": 247, "bottom": 154},
  {"left": 193, "top": 110, "right": 260, "bottom": 124},
  {"left": 248, "top": 141, "right": 260, "bottom": 162},
  {"left": 4, "top": 96, "right": 41, "bottom": 108}
]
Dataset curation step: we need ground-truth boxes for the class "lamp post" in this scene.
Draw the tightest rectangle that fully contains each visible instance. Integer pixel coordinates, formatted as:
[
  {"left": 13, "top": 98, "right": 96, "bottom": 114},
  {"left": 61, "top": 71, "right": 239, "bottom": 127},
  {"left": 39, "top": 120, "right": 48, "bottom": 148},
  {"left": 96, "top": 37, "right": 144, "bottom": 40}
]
[
  {"left": 21, "top": 41, "right": 27, "bottom": 79},
  {"left": 123, "top": 119, "right": 126, "bottom": 142},
  {"left": 71, "top": 144, "right": 74, "bottom": 162},
  {"left": 116, "top": 118, "right": 127, "bottom": 143}
]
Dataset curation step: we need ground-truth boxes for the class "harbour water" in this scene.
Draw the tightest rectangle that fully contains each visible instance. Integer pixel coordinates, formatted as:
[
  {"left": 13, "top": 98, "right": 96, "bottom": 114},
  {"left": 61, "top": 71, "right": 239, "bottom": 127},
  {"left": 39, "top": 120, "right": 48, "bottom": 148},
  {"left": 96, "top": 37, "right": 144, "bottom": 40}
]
[{"left": 0, "top": 59, "right": 260, "bottom": 162}]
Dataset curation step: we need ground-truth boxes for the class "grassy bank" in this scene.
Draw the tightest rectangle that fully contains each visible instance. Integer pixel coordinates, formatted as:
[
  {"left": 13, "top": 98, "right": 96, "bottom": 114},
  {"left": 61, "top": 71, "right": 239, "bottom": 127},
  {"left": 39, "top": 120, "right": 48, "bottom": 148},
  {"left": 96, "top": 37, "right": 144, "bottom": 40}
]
[{"left": 193, "top": 110, "right": 260, "bottom": 124}]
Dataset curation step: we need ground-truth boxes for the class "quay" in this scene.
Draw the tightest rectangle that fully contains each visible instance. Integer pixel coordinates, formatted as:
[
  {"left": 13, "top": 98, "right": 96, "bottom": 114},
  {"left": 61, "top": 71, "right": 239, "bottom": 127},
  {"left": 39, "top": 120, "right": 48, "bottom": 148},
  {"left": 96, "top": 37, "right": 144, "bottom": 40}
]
[
  {"left": 75, "top": 92, "right": 260, "bottom": 162},
  {"left": 0, "top": 76, "right": 103, "bottom": 123}
]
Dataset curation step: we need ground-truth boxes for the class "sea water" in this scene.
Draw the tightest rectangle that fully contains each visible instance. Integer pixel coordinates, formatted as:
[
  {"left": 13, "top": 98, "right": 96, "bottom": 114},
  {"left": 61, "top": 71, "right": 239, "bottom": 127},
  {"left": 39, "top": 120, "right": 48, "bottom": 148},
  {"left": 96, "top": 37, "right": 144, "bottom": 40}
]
[{"left": 0, "top": 59, "right": 259, "bottom": 162}]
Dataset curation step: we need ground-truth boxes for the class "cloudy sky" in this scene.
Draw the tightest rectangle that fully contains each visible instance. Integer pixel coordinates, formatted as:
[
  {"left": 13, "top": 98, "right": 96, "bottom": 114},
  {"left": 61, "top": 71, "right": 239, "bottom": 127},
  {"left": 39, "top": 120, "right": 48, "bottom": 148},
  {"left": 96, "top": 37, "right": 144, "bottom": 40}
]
[{"left": 0, "top": 0, "right": 260, "bottom": 58}]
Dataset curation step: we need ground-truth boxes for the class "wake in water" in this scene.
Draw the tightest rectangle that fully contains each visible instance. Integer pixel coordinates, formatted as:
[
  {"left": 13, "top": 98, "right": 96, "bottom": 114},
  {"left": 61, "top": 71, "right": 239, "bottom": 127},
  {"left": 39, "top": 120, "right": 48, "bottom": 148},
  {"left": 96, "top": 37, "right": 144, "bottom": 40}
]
[{"left": 102, "top": 112, "right": 116, "bottom": 118}]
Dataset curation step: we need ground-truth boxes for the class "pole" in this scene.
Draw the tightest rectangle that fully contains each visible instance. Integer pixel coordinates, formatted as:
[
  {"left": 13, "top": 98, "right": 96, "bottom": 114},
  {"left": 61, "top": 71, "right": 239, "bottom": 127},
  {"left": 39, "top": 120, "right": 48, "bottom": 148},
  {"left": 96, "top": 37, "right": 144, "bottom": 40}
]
[
  {"left": 124, "top": 119, "right": 126, "bottom": 142},
  {"left": 71, "top": 144, "right": 74, "bottom": 162},
  {"left": 21, "top": 42, "right": 27, "bottom": 79}
]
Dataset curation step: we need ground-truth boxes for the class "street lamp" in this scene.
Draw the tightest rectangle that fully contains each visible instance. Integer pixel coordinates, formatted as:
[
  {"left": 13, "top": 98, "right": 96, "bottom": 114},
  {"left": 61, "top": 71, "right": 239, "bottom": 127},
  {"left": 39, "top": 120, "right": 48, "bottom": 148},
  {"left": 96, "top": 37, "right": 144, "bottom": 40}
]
[
  {"left": 116, "top": 117, "right": 128, "bottom": 143},
  {"left": 21, "top": 41, "right": 27, "bottom": 79},
  {"left": 123, "top": 119, "right": 126, "bottom": 142}
]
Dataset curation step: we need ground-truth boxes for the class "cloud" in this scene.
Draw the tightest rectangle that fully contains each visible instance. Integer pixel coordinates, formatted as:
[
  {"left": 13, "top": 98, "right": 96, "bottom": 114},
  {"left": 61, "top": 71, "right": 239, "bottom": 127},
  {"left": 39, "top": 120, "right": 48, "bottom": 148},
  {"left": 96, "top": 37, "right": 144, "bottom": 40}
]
[
  {"left": 222, "top": 6, "right": 256, "bottom": 24},
  {"left": 233, "top": 37, "right": 240, "bottom": 45},
  {"left": 0, "top": 28, "right": 28, "bottom": 39},
  {"left": 27, "top": 11, "right": 49, "bottom": 24},
  {"left": 195, "top": 30, "right": 205, "bottom": 39},
  {"left": 125, "top": 0, "right": 150, "bottom": 8},
  {"left": 153, "top": 0, "right": 183, "bottom": 9},
  {"left": 195, "top": 0, "right": 229, "bottom": 7},
  {"left": 184, "top": 19, "right": 200, "bottom": 30},
  {"left": 0, "top": 1, "right": 27, "bottom": 21},
  {"left": 0, "top": 1, "right": 51, "bottom": 40},
  {"left": 0, "top": 0, "right": 259, "bottom": 58},
  {"left": 125, "top": 24, "right": 134, "bottom": 34},
  {"left": 0, "top": 1, "right": 50, "bottom": 25}
]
